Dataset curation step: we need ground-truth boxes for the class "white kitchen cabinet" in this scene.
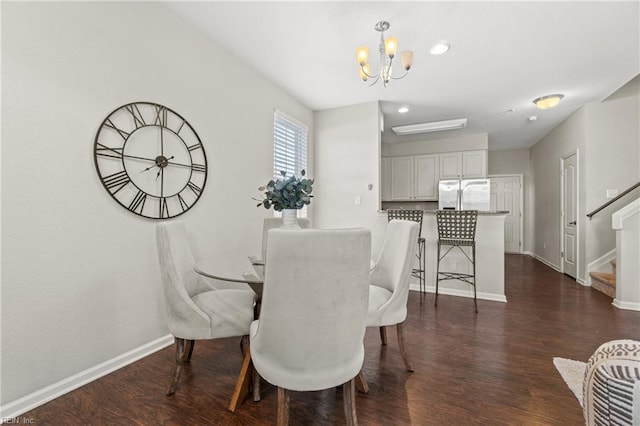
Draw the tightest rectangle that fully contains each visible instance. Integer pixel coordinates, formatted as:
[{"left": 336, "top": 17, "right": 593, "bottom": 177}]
[
  {"left": 439, "top": 150, "right": 487, "bottom": 179},
  {"left": 439, "top": 153, "right": 462, "bottom": 179},
  {"left": 381, "top": 157, "right": 391, "bottom": 201},
  {"left": 384, "top": 154, "right": 439, "bottom": 201},
  {"left": 414, "top": 154, "right": 439, "bottom": 200},
  {"left": 462, "top": 150, "right": 487, "bottom": 178},
  {"left": 390, "top": 156, "right": 414, "bottom": 200}
]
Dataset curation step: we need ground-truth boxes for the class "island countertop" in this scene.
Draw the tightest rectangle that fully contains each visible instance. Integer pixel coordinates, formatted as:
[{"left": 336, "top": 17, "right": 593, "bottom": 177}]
[{"left": 378, "top": 210, "right": 508, "bottom": 215}]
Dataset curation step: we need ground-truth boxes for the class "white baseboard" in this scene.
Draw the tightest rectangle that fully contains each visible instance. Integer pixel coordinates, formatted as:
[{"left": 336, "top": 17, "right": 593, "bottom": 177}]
[
  {"left": 410, "top": 284, "right": 507, "bottom": 303},
  {"left": 529, "top": 253, "right": 561, "bottom": 272},
  {"left": 613, "top": 299, "right": 640, "bottom": 312},
  {"left": 0, "top": 334, "right": 174, "bottom": 421}
]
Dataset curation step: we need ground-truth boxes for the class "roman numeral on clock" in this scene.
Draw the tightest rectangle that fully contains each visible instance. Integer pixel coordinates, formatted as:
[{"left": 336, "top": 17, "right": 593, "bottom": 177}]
[
  {"left": 124, "top": 104, "right": 146, "bottom": 129},
  {"left": 103, "top": 171, "right": 130, "bottom": 194},
  {"left": 128, "top": 190, "right": 146, "bottom": 214}
]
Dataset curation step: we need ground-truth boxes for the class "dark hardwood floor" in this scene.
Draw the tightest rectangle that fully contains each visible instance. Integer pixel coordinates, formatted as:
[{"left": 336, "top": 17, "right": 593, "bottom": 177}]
[{"left": 23, "top": 255, "right": 640, "bottom": 425}]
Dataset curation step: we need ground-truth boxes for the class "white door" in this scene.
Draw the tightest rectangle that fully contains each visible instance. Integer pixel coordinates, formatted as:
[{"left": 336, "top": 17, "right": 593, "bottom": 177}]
[
  {"left": 561, "top": 153, "right": 578, "bottom": 278},
  {"left": 490, "top": 176, "right": 522, "bottom": 253}
]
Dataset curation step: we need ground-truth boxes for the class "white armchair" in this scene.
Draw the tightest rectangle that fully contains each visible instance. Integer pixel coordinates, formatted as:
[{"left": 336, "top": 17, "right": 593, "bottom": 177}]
[
  {"left": 156, "top": 222, "right": 256, "bottom": 395},
  {"left": 249, "top": 228, "right": 371, "bottom": 425},
  {"left": 367, "top": 219, "right": 420, "bottom": 372}
]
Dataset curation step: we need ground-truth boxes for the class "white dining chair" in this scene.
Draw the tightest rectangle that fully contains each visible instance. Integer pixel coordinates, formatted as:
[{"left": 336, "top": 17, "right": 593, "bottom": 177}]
[
  {"left": 250, "top": 228, "right": 371, "bottom": 425},
  {"left": 156, "top": 221, "right": 256, "bottom": 395},
  {"left": 256, "top": 217, "right": 311, "bottom": 264},
  {"left": 367, "top": 219, "right": 420, "bottom": 372}
]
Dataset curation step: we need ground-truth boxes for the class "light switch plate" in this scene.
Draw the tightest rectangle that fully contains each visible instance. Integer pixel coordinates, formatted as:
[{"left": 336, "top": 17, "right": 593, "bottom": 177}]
[{"left": 606, "top": 189, "right": 619, "bottom": 199}]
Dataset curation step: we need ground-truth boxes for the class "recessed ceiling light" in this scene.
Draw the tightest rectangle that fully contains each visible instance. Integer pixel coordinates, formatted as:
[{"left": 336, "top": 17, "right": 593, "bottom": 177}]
[
  {"left": 533, "top": 94, "right": 564, "bottom": 109},
  {"left": 528, "top": 115, "right": 538, "bottom": 122},
  {"left": 398, "top": 106, "right": 410, "bottom": 113},
  {"left": 430, "top": 42, "right": 450, "bottom": 55}
]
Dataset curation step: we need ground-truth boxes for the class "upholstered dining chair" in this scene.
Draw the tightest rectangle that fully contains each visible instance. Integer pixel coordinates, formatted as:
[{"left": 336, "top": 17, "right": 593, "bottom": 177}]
[
  {"left": 257, "top": 217, "right": 311, "bottom": 264},
  {"left": 250, "top": 228, "right": 371, "bottom": 426},
  {"left": 367, "top": 219, "right": 420, "bottom": 372},
  {"left": 156, "top": 222, "right": 256, "bottom": 395}
]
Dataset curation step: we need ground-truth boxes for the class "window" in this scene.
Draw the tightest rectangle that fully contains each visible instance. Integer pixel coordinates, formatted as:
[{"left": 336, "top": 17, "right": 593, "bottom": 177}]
[{"left": 273, "top": 110, "right": 308, "bottom": 216}]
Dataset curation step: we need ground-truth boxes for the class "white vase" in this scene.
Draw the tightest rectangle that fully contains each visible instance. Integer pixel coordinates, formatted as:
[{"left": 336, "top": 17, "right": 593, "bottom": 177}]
[{"left": 281, "top": 209, "right": 300, "bottom": 229}]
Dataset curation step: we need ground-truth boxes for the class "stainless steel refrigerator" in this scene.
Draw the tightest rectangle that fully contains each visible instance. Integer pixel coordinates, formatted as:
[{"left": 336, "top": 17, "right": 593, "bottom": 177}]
[{"left": 438, "top": 179, "right": 491, "bottom": 211}]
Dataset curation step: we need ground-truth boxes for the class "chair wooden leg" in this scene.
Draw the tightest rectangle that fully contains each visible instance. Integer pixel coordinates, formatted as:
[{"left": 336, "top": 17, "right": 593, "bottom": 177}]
[
  {"left": 379, "top": 326, "right": 387, "bottom": 345},
  {"left": 166, "top": 337, "right": 185, "bottom": 395},
  {"left": 396, "top": 323, "right": 414, "bottom": 372},
  {"left": 355, "top": 370, "right": 369, "bottom": 394},
  {"left": 277, "top": 387, "right": 290, "bottom": 426},
  {"left": 228, "top": 341, "right": 253, "bottom": 412},
  {"left": 252, "top": 366, "right": 261, "bottom": 402},
  {"left": 183, "top": 340, "right": 195, "bottom": 363},
  {"left": 435, "top": 242, "right": 441, "bottom": 307},
  {"left": 343, "top": 378, "right": 358, "bottom": 426}
]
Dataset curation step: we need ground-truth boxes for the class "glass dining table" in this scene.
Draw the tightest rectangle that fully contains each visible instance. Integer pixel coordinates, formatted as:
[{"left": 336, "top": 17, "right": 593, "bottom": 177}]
[{"left": 193, "top": 255, "right": 264, "bottom": 412}]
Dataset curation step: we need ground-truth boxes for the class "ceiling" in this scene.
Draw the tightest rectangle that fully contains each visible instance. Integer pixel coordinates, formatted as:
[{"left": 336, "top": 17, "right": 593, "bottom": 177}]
[{"left": 165, "top": 1, "right": 639, "bottom": 150}]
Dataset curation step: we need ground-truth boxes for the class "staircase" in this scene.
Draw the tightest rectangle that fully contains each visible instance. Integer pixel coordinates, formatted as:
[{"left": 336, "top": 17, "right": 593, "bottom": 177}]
[{"left": 590, "top": 260, "right": 616, "bottom": 298}]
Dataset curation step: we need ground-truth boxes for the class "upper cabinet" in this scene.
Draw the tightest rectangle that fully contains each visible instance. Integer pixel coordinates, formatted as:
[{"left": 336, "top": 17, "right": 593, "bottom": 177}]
[
  {"left": 381, "top": 157, "right": 391, "bottom": 201},
  {"left": 439, "top": 150, "right": 487, "bottom": 179},
  {"left": 414, "top": 154, "right": 439, "bottom": 199},
  {"left": 382, "top": 150, "right": 487, "bottom": 201},
  {"left": 390, "top": 156, "right": 414, "bottom": 200},
  {"left": 385, "top": 154, "right": 439, "bottom": 201}
]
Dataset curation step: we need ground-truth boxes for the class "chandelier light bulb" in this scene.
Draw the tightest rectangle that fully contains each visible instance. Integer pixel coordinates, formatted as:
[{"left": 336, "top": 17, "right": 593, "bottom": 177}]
[
  {"left": 356, "top": 47, "right": 369, "bottom": 66},
  {"left": 401, "top": 51, "right": 414, "bottom": 70},
  {"left": 384, "top": 36, "right": 398, "bottom": 58}
]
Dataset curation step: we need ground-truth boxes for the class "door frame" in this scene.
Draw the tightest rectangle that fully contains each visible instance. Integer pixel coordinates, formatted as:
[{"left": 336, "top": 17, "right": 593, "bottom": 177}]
[
  {"left": 560, "top": 150, "right": 579, "bottom": 278},
  {"left": 489, "top": 174, "right": 524, "bottom": 254}
]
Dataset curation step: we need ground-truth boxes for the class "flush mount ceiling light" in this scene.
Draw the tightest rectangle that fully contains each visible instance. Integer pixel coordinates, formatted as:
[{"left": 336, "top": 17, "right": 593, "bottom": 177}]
[
  {"left": 430, "top": 41, "right": 450, "bottom": 55},
  {"left": 356, "top": 21, "right": 413, "bottom": 87},
  {"left": 398, "top": 106, "right": 410, "bottom": 113},
  {"left": 533, "top": 94, "right": 565, "bottom": 109},
  {"left": 392, "top": 118, "right": 468, "bottom": 136}
]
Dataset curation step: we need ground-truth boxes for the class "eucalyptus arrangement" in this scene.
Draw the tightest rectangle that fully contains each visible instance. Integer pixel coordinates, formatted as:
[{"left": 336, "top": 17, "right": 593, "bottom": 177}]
[{"left": 254, "top": 170, "right": 314, "bottom": 211}]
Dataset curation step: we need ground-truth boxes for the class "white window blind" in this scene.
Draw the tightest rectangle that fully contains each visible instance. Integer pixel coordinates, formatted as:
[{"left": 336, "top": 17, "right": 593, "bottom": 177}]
[{"left": 273, "top": 110, "right": 308, "bottom": 217}]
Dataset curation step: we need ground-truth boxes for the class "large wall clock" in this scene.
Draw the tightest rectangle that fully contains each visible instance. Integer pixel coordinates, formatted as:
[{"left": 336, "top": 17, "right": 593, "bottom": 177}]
[{"left": 94, "top": 102, "right": 207, "bottom": 219}]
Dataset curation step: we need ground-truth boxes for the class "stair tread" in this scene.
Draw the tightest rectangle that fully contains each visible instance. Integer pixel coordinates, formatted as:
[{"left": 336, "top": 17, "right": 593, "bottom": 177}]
[{"left": 590, "top": 271, "right": 616, "bottom": 287}]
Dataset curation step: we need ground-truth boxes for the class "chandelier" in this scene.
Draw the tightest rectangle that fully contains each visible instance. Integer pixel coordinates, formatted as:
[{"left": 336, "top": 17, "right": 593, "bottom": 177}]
[{"left": 356, "top": 21, "right": 413, "bottom": 87}]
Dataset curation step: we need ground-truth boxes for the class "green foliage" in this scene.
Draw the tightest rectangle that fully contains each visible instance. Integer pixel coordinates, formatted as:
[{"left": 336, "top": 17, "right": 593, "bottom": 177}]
[{"left": 254, "top": 170, "right": 314, "bottom": 211}]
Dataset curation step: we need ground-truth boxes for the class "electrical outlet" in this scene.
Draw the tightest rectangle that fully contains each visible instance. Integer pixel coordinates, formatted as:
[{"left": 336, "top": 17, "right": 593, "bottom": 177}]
[{"left": 355, "top": 196, "right": 361, "bottom": 205}]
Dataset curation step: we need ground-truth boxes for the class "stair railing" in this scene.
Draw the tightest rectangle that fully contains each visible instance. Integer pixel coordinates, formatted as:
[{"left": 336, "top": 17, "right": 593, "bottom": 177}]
[{"left": 587, "top": 181, "right": 640, "bottom": 220}]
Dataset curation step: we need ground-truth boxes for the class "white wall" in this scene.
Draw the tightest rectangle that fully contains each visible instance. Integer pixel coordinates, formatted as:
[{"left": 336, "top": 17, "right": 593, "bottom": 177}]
[
  {"left": 488, "top": 149, "right": 533, "bottom": 252},
  {"left": 381, "top": 133, "right": 488, "bottom": 156},
  {"left": 529, "top": 82, "right": 639, "bottom": 282},
  {"left": 314, "top": 102, "right": 388, "bottom": 256},
  {"left": 530, "top": 108, "right": 588, "bottom": 276},
  {"left": 1, "top": 2, "right": 313, "bottom": 407},
  {"left": 584, "top": 94, "right": 640, "bottom": 264}
]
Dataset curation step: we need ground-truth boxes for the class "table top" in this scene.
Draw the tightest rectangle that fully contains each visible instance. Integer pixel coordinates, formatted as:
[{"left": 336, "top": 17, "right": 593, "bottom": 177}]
[{"left": 194, "top": 256, "right": 264, "bottom": 284}]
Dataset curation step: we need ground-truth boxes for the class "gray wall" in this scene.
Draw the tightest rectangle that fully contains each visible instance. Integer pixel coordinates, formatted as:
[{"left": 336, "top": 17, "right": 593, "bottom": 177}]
[
  {"left": 529, "top": 81, "right": 639, "bottom": 281},
  {"left": 2, "top": 2, "right": 313, "bottom": 406},
  {"left": 488, "top": 149, "right": 533, "bottom": 253}
]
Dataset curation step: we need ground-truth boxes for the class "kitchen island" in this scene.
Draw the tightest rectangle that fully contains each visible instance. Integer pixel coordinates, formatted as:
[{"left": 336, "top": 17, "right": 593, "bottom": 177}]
[{"left": 421, "top": 211, "right": 507, "bottom": 303}]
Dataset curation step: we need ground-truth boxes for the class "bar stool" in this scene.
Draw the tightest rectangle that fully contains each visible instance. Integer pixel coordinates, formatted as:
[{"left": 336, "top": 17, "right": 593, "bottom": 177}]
[
  {"left": 387, "top": 210, "right": 426, "bottom": 304},
  {"left": 434, "top": 210, "right": 479, "bottom": 313}
]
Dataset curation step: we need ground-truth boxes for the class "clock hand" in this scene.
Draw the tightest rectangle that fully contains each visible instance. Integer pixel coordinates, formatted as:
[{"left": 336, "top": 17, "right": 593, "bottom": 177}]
[
  {"left": 97, "top": 143, "right": 158, "bottom": 163},
  {"left": 140, "top": 156, "right": 175, "bottom": 173}
]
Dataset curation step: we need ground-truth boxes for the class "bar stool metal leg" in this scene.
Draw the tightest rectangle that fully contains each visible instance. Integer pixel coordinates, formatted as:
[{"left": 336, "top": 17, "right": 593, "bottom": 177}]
[
  {"left": 472, "top": 244, "right": 478, "bottom": 313},
  {"left": 434, "top": 241, "right": 441, "bottom": 307}
]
